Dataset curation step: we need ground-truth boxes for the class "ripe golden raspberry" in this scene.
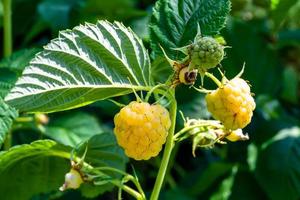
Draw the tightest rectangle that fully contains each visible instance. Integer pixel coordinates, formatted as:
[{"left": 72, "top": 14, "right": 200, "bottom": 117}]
[
  {"left": 114, "top": 101, "right": 171, "bottom": 160},
  {"left": 205, "top": 78, "right": 256, "bottom": 130}
]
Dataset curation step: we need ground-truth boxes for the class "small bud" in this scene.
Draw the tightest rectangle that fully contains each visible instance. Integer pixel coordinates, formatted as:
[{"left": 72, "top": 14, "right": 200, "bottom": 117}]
[
  {"left": 59, "top": 169, "right": 84, "bottom": 191},
  {"left": 226, "top": 129, "right": 249, "bottom": 142},
  {"left": 35, "top": 113, "right": 49, "bottom": 125}
]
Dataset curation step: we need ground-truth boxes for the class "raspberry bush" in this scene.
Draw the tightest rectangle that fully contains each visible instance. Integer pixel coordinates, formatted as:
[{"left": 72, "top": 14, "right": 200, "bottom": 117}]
[{"left": 8, "top": 0, "right": 298, "bottom": 199}]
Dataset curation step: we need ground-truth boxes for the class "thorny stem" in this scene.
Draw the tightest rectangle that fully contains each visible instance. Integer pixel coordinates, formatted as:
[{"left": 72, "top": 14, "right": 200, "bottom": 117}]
[
  {"left": 2, "top": 0, "right": 12, "bottom": 57},
  {"left": 150, "top": 89, "right": 177, "bottom": 200}
]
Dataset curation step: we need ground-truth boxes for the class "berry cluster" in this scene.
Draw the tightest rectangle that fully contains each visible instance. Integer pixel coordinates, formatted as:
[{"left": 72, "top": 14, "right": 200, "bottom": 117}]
[
  {"left": 205, "top": 78, "right": 256, "bottom": 130},
  {"left": 114, "top": 102, "right": 171, "bottom": 160}
]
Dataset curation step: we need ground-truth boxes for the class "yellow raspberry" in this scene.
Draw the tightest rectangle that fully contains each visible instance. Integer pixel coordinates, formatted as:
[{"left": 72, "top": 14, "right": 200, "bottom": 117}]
[
  {"left": 205, "top": 78, "right": 256, "bottom": 130},
  {"left": 114, "top": 101, "right": 171, "bottom": 160}
]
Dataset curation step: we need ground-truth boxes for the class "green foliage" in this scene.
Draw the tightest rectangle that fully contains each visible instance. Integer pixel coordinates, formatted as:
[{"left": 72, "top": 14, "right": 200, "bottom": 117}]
[
  {"left": 5, "top": 21, "right": 151, "bottom": 113},
  {"left": 150, "top": 0, "right": 231, "bottom": 59},
  {"left": 271, "top": 0, "right": 299, "bottom": 31},
  {"left": 255, "top": 127, "right": 300, "bottom": 200},
  {"left": 223, "top": 18, "right": 281, "bottom": 95},
  {"left": 0, "top": 140, "right": 71, "bottom": 200},
  {"left": 0, "top": 49, "right": 39, "bottom": 97},
  {"left": 0, "top": 98, "right": 18, "bottom": 145},
  {"left": 45, "top": 111, "right": 104, "bottom": 147},
  {"left": 78, "top": 133, "right": 128, "bottom": 197},
  {"left": 0, "top": 0, "right": 300, "bottom": 199},
  {"left": 0, "top": 132, "right": 127, "bottom": 199},
  {"left": 210, "top": 166, "right": 238, "bottom": 200}
]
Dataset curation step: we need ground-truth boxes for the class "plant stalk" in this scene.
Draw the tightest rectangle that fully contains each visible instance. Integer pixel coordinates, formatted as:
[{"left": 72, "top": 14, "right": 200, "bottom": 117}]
[
  {"left": 2, "top": 0, "right": 13, "bottom": 57},
  {"left": 150, "top": 89, "right": 177, "bottom": 200}
]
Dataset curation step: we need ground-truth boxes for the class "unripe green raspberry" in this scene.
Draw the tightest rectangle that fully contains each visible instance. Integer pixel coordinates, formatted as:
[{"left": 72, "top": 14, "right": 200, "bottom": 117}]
[
  {"left": 114, "top": 101, "right": 171, "bottom": 160},
  {"left": 189, "top": 36, "right": 224, "bottom": 72},
  {"left": 205, "top": 78, "right": 255, "bottom": 130}
]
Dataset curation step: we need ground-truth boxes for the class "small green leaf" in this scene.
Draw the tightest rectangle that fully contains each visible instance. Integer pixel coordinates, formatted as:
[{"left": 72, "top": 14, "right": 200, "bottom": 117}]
[
  {"left": 5, "top": 21, "right": 151, "bottom": 113},
  {"left": 150, "top": 0, "right": 231, "bottom": 59},
  {"left": 45, "top": 111, "right": 104, "bottom": 147},
  {"left": 255, "top": 127, "right": 300, "bottom": 200},
  {"left": 0, "top": 98, "right": 18, "bottom": 145}
]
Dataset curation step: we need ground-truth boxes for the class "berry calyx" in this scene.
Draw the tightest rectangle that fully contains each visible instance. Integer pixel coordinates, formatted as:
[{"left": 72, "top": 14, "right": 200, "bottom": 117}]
[
  {"left": 179, "top": 67, "right": 198, "bottom": 85},
  {"left": 205, "top": 77, "right": 256, "bottom": 130},
  {"left": 114, "top": 101, "right": 171, "bottom": 160},
  {"left": 188, "top": 36, "right": 225, "bottom": 73}
]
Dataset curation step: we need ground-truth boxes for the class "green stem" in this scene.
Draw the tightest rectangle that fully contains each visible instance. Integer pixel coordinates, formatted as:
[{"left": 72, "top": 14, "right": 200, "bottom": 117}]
[
  {"left": 150, "top": 89, "right": 177, "bottom": 200},
  {"left": 93, "top": 166, "right": 146, "bottom": 199},
  {"left": 173, "top": 121, "right": 222, "bottom": 140},
  {"left": 3, "top": 129, "right": 12, "bottom": 150},
  {"left": 2, "top": 0, "right": 12, "bottom": 57},
  {"left": 110, "top": 180, "right": 144, "bottom": 200},
  {"left": 205, "top": 72, "right": 222, "bottom": 87}
]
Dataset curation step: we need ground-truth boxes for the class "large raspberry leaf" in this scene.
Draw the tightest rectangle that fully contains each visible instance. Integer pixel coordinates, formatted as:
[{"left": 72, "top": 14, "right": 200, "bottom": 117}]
[
  {"left": 0, "top": 133, "right": 127, "bottom": 199},
  {"left": 5, "top": 21, "right": 151, "bottom": 113},
  {"left": 255, "top": 127, "right": 300, "bottom": 200},
  {"left": 44, "top": 111, "right": 104, "bottom": 147},
  {"left": 150, "top": 0, "right": 231, "bottom": 59}
]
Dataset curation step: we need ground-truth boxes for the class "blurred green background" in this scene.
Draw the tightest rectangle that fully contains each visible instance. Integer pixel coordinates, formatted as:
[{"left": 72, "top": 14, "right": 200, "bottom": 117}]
[{"left": 0, "top": 0, "right": 300, "bottom": 199}]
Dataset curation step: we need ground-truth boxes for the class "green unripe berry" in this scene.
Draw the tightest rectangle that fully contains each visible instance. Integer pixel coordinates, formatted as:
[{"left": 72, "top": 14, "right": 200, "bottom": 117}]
[{"left": 189, "top": 36, "right": 224, "bottom": 72}]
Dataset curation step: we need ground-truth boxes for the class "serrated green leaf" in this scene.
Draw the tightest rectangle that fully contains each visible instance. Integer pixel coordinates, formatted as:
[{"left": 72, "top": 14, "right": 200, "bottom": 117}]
[
  {"left": 0, "top": 49, "right": 39, "bottom": 98},
  {"left": 0, "top": 98, "right": 18, "bottom": 145},
  {"left": 150, "top": 0, "right": 231, "bottom": 59},
  {"left": 45, "top": 111, "right": 104, "bottom": 147},
  {"left": 0, "top": 48, "right": 40, "bottom": 74},
  {"left": 255, "top": 127, "right": 300, "bottom": 200},
  {"left": 5, "top": 20, "right": 151, "bottom": 113}
]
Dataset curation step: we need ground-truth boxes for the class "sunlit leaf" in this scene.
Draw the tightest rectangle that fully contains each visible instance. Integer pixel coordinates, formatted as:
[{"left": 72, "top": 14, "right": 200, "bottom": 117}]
[
  {"left": 150, "top": 0, "right": 231, "bottom": 59},
  {"left": 5, "top": 21, "right": 151, "bottom": 113}
]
